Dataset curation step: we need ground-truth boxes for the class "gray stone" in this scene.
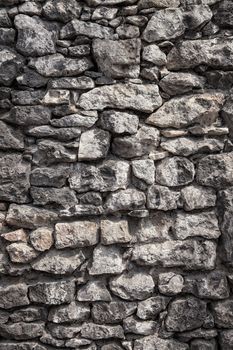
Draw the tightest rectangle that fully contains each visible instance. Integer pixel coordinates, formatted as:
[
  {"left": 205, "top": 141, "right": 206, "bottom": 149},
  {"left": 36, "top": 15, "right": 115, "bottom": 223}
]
[
  {"left": 60, "top": 19, "right": 114, "bottom": 39},
  {"left": 180, "top": 185, "right": 216, "bottom": 211},
  {"left": 55, "top": 221, "right": 99, "bottom": 248},
  {"left": 155, "top": 157, "right": 195, "bottom": 187},
  {"left": 51, "top": 113, "right": 98, "bottom": 128},
  {"left": 0, "top": 28, "right": 15, "bottom": 45},
  {"left": 89, "top": 245, "right": 125, "bottom": 275},
  {"left": 10, "top": 307, "right": 47, "bottom": 323},
  {"left": 6, "top": 204, "right": 58, "bottom": 229},
  {"left": 105, "top": 189, "right": 146, "bottom": 212},
  {"left": 197, "top": 153, "right": 233, "bottom": 189},
  {"left": 219, "top": 330, "right": 233, "bottom": 349},
  {"left": 143, "top": 9, "right": 185, "bottom": 42},
  {"left": 137, "top": 296, "right": 170, "bottom": 319},
  {"left": 7, "top": 243, "right": 39, "bottom": 263},
  {"left": 29, "top": 280, "right": 75, "bottom": 305},
  {"left": 29, "top": 54, "right": 93, "bottom": 77},
  {"left": 47, "top": 323, "right": 82, "bottom": 339},
  {"left": 0, "top": 283, "right": 29, "bottom": 309},
  {"left": 30, "top": 165, "right": 71, "bottom": 188},
  {"left": 92, "top": 7, "right": 118, "bottom": 20},
  {"left": 92, "top": 301, "right": 137, "bottom": 324},
  {"left": 101, "top": 218, "right": 132, "bottom": 245},
  {"left": 3, "top": 106, "right": 51, "bottom": 126},
  {"left": 142, "top": 44, "right": 167, "bottom": 66},
  {"left": 29, "top": 227, "right": 54, "bottom": 252},
  {"left": 31, "top": 249, "right": 85, "bottom": 275},
  {"left": 147, "top": 185, "right": 180, "bottom": 210},
  {"left": 146, "top": 93, "right": 224, "bottom": 128},
  {"left": 0, "top": 47, "right": 24, "bottom": 86},
  {"left": 0, "top": 343, "right": 46, "bottom": 350},
  {"left": 77, "top": 280, "right": 112, "bottom": 302},
  {"left": 132, "top": 159, "right": 155, "bottom": 186},
  {"left": 212, "top": 299, "right": 233, "bottom": 328},
  {"left": 159, "top": 72, "right": 205, "bottom": 95},
  {"left": 116, "top": 24, "right": 140, "bottom": 39},
  {"left": 158, "top": 272, "right": 184, "bottom": 296},
  {"left": 214, "top": 0, "right": 233, "bottom": 28},
  {"left": 177, "top": 328, "right": 217, "bottom": 342},
  {"left": 0, "top": 322, "right": 44, "bottom": 340},
  {"left": 11, "top": 90, "right": 45, "bottom": 106},
  {"left": 14, "top": 15, "right": 56, "bottom": 56},
  {"left": 100, "top": 110, "right": 139, "bottom": 135},
  {"left": 16, "top": 68, "right": 48, "bottom": 88},
  {"left": 60, "top": 204, "right": 104, "bottom": 217},
  {"left": 78, "top": 128, "right": 110, "bottom": 161},
  {"left": 165, "top": 296, "right": 207, "bottom": 332},
  {"left": 30, "top": 186, "right": 78, "bottom": 207},
  {"left": 190, "top": 339, "right": 217, "bottom": 350},
  {"left": 93, "top": 39, "right": 140, "bottom": 78},
  {"left": 110, "top": 272, "right": 155, "bottom": 300},
  {"left": 49, "top": 76, "right": 94, "bottom": 89},
  {"left": 167, "top": 38, "right": 233, "bottom": 70},
  {"left": 132, "top": 240, "right": 216, "bottom": 270},
  {"left": 138, "top": 0, "right": 180, "bottom": 9},
  {"left": 81, "top": 323, "right": 124, "bottom": 339},
  {"left": 69, "top": 160, "right": 130, "bottom": 192},
  {"left": 2, "top": 229, "right": 27, "bottom": 243},
  {"left": 112, "top": 126, "right": 160, "bottom": 158},
  {"left": 124, "top": 316, "right": 156, "bottom": 336},
  {"left": 0, "top": 121, "right": 24, "bottom": 151},
  {"left": 134, "top": 334, "right": 188, "bottom": 350},
  {"left": 78, "top": 83, "right": 162, "bottom": 112},
  {"left": 48, "top": 301, "right": 90, "bottom": 323},
  {"left": 43, "top": 0, "right": 82, "bottom": 22},
  {"left": 41, "top": 89, "right": 70, "bottom": 105},
  {"left": 0, "top": 9, "right": 11, "bottom": 27}
]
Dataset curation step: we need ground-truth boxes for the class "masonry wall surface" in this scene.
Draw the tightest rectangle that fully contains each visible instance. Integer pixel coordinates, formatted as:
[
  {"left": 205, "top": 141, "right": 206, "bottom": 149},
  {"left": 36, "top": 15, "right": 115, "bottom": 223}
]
[{"left": 0, "top": 0, "right": 233, "bottom": 349}]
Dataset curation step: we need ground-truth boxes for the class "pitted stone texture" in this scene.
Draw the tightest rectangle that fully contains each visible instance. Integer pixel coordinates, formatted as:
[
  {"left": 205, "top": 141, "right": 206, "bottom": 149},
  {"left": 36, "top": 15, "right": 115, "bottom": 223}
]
[
  {"left": 101, "top": 218, "right": 131, "bottom": 245},
  {"left": 77, "top": 280, "right": 112, "bottom": 302},
  {"left": 92, "top": 301, "right": 137, "bottom": 324},
  {"left": 78, "top": 128, "right": 110, "bottom": 161},
  {"left": 29, "top": 281, "right": 75, "bottom": 305},
  {"left": 105, "top": 189, "right": 146, "bottom": 212},
  {"left": 43, "top": 0, "right": 82, "bottom": 22},
  {"left": 100, "top": 110, "right": 139, "bottom": 135},
  {"left": 180, "top": 185, "right": 216, "bottom": 211},
  {"left": 48, "top": 302, "right": 90, "bottom": 323},
  {"left": 147, "top": 185, "right": 180, "bottom": 210},
  {"left": 89, "top": 245, "right": 125, "bottom": 275},
  {"left": 60, "top": 19, "right": 114, "bottom": 39},
  {"left": 137, "top": 296, "right": 170, "bottom": 319},
  {"left": 0, "top": 47, "right": 24, "bottom": 86},
  {"left": 81, "top": 323, "right": 124, "bottom": 339},
  {"left": 0, "top": 283, "right": 29, "bottom": 309},
  {"left": 134, "top": 335, "right": 188, "bottom": 350}
]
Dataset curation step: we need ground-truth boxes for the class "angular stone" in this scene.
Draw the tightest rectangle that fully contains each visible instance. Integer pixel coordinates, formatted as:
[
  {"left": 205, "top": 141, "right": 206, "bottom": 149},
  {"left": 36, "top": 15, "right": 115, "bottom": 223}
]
[
  {"left": 132, "top": 240, "right": 216, "bottom": 270},
  {"left": 17, "top": 68, "right": 48, "bottom": 88},
  {"left": 219, "top": 330, "right": 233, "bottom": 349},
  {"left": 51, "top": 113, "right": 98, "bottom": 128},
  {"left": 10, "top": 307, "right": 47, "bottom": 323},
  {"left": 214, "top": 0, "right": 233, "bottom": 28},
  {"left": 69, "top": 160, "right": 130, "bottom": 193},
  {"left": 165, "top": 297, "right": 207, "bottom": 332},
  {"left": 48, "top": 301, "right": 90, "bottom": 323},
  {"left": 92, "top": 301, "right": 137, "bottom": 324},
  {"left": 0, "top": 283, "right": 29, "bottom": 309},
  {"left": 2, "top": 229, "right": 27, "bottom": 243},
  {"left": 81, "top": 323, "right": 124, "bottom": 340},
  {"left": 132, "top": 159, "right": 155, "bottom": 187},
  {"left": 6, "top": 204, "right": 58, "bottom": 229},
  {"left": 55, "top": 221, "right": 99, "bottom": 248},
  {"left": 43, "top": 0, "right": 82, "bottom": 22},
  {"left": 212, "top": 299, "right": 233, "bottom": 328},
  {"left": 197, "top": 153, "right": 233, "bottom": 189},
  {"left": 30, "top": 186, "right": 78, "bottom": 207},
  {"left": 158, "top": 272, "right": 184, "bottom": 296},
  {"left": 100, "top": 110, "right": 139, "bottom": 135},
  {"left": 105, "top": 189, "right": 146, "bottom": 212},
  {"left": 116, "top": 24, "right": 140, "bottom": 39},
  {"left": 184, "top": 4, "right": 212, "bottom": 29},
  {"left": 101, "top": 218, "right": 131, "bottom": 245},
  {"left": 138, "top": 0, "right": 180, "bottom": 9},
  {"left": 61, "top": 19, "right": 114, "bottom": 39},
  {"left": 60, "top": 204, "right": 104, "bottom": 217},
  {"left": 29, "top": 54, "right": 93, "bottom": 77},
  {"left": 30, "top": 165, "right": 71, "bottom": 188},
  {"left": 7, "top": 243, "right": 39, "bottom": 263},
  {"left": 142, "top": 44, "right": 167, "bottom": 66},
  {"left": 14, "top": 15, "right": 56, "bottom": 56},
  {"left": 159, "top": 72, "right": 205, "bottom": 95},
  {"left": 146, "top": 93, "right": 224, "bottom": 128},
  {"left": 89, "top": 245, "right": 125, "bottom": 275},
  {"left": 137, "top": 296, "right": 170, "bottom": 320},
  {"left": 143, "top": 9, "right": 185, "bottom": 42},
  {"left": 0, "top": 322, "right": 44, "bottom": 340},
  {"left": 101, "top": 344, "right": 123, "bottom": 350},
  {"left": 0, "top": 343, "right": 46, "bottom": 350},
  {"left": 191, "top": 339, "right": 217, "bottom": 350},
  {"left": 155, "top": 157, "right": 195, "bottom": 187},
  {"left": 93, "top": 39, "right": 140, "bottom": 78},
  {"left": 69, "top": 44, "right": 91, "bottom": 57},
  {"left": 47, "top": 323, "right": 81, "bottom": 339},
  {"left": 0, "top": 28, "right": 15, "bottom": 45},
  {"left": 112, "top": 126, "right": 160, "bottom": 159},
  {"left": 0, "top": 47, "right": 24, "bottom": 86},
  {"left": 163, "top": 137, "right": 224, "bottom": 156},
  {"left": 92, "top": 6, "right": 118, "bottom": 20},
  {"left": 123, "top": 316, "right": 157, "bottom": 335},
  {"left": 147, "top": 185, "right": 180, "bottom": 210},
  {"left": 31, "top": 249, "right": 85, "bottom": 275},
  {"left": 0, "top": 153, "right": 30, "bottom": 203},
  {"left": 49, "top": 76, "right": 94, "bottom": 89},
  {"left": 0, "top": 121, "right": 24, "bottom": 150},
  {"left": 4, "top": 106, "right": 51, "bottom": 126},
  {"left": 134, "top": 334, "right": 188, "bottom": 350},
  {"left": 77, "top": 280, "right": 112, "bottom": 302},
  {"left": 177, "top": 328, "right": 217, "bottom": 343},
  {"left": 30, "top": 227, "right": 53, "bottom": 252},
  {"left": 0, "top": 9, "right": 11, "bottom": 27},
  {"left": 110, "top": 272, "right": 155, "bottom": 300},
  {"left": 41, "top": 89, "right": 70, "bottom": 105},
  {"left": 78, "top": 128, "right": 110, "bottom": 161},
  {"left": 180, "top": 185, "right": 216, "bottom": 211},
  {"left": 167, "top": 38, "right": 233, "bottom": 70},
  {"left": 29, "top": 280, "right": 75, "bottom": 305},
  {"left": 79, "top": 83, "right": 162, "bottom": 112},
  {"left": 11, "top": 90, "right": 45, "bottom": 106}
]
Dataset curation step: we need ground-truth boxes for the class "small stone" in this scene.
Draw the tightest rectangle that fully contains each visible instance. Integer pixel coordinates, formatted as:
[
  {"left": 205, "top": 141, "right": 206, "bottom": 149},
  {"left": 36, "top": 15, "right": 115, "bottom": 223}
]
[
  {"left": 77, "top": 280, "right": 112, "bottom": 302},
  {"left": 180, "top": 185, "right": 216, "bottom": 211},
  {"left": 41, "top": 89, "right": 70, "bottom": 105},
  {"left": 0, "top": 28, "right": 15, "bottom": 45},
  {"left": 0, "top": 47, "right": 24, "bottom": 86},
  {"left": 110, "top": 272, "right": 155, "bottom": 300},
  {"left": 51, "top": 113, "right": 97, "bottom": 128},
  {"left": 0, "top": 9, "right": 11, "bottom": 27},
  {"left": 100, "top": 110, "right": 139, "bottom": 135},
  {"left": 78, "top": 83, "right": 162, "bottom": 113},
  {"left": 138, "top": 0, "right": 180, "bottom": 9},
  {"left": 47, "top": 323, "right": 81, "bottom": 339},
  {"left": 184, "top": 5, "right": 212, "bottom": 29},
  {"left": 61, "top": 19, "right": 114, "bottom": 40},
  {"left": 30, "top": 165, "right": 71, "bottom": 188},
  {"left": 141, "top": 67, "right": 159, "bottom": 82},
  {"left": 28, "top": 125, "right": 82, "bottom": 141},
  {"left": 142, "top": 44, "right": 167, "bottom": 66},
  {"left": 214, "top": 0, "right": 233, "bottom": 28},
  {"left": 18, "top": 1, "right": 42, "bottom": 15},
  {"left": 123, "top": 316, "right": 157, "bottom": 335},
  {"left": 29, "top": 227, "right": 53, "bottom": 252},
  {"left": 0, "top": 283, "right": 29, "bottom": 309},
  {"left": 155, "top": 157, "right": 195, "bottom": 187},
  {"left": 16, "top": 68, "right": 48, "bottom": 88},
  {"left": 101, "top": 218, "right": 131, "bottom": 245},
  {"left": 147, "top": 184, "right": 180, "bottom": 210},
  {"left": 158, "top": 272, "right": 184, "bottom": 296},
  {"left": 0, "top": 322, "right": 44, "bottom": 340},
  {"left": 105, "top": 189, "right": 146, "bottom": 212},
  {"left": 78, "top": 128, "right": 110, "bottom": 161},
  {"left": 219, "top": 330, "right": 233, "bottom": 349},
  {"left": 43, "top": 0, "right": 82, "bottom": 22},
  {"left": 93, "top": 39, "right": 140, "bottom": 78},
  {"left": 132, "top": 159, "right": 155, "bottom": 185},
  {"left": 7, "top": 243, "right": 39, "bottom": 263},
  {"left": 14, "top": 14, "right": 56, "bottom": 56},
  {"left": 69, "top": 44, "right": 91, "bottom": 57},
  {"left": 11, "top": 90, "right": 45, "bottom": 106},
  {"left": 81, "top": 323, "right": 124, "bottom": 340},
  {"left": 134, "top": 334, "right": 188, "bottom": 350},
  {"left": 48, "top": 301, "right": 90, "bottom": 323},
  {"left": 55, "top": 221, "right": 99, "bottom": 248},
  {"left": 165, "top": 297, "right": 207, "bottom": 332},
  {"left": 143, "top": 8, "right": 185, "bottom": 42},
  {"left": 29, "top": 280, "right": 75, "bottom": 305},
  {"left": 4, "top": 106, "right": 51, "bottom": 126},
  {"left": 92, "top": 301, "right": 137, "bottom": 324},
  {"left": 89, "top": 245, "right": 125, "bottom": 275},
  {"left": 2, "top": 229, "right": 27, "bottom": 243},
  {"left": 92, "top": 7, "right": 118, "bottom": 20},
  {"left": 116, "top": 24, "right": 140, "bottom": 39},
  {"left": 159, "top": 72, "right": 205, "bottom": 95},
  {"left": 30, "top": 186, "right": 78, "bottom": 208},
  {"left": 137, "top": 296, "right": 170, "bottom": 320},
  {"left": 49, "top": 76, "right": 94, "bottom": 89},
  {"left": 212, "top": 299, "right": 233, "bottom": 328}
]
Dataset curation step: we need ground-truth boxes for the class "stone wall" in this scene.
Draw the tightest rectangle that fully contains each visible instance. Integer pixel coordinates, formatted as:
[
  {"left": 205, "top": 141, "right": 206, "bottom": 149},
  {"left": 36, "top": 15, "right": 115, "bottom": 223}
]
[{"left": 0, "top": 0, "right": 233, "bottom": 349}]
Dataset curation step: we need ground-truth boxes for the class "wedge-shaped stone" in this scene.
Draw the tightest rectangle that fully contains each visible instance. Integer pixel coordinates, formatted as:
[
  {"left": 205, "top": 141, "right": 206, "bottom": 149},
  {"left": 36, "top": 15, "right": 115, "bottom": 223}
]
[
  {"left": 78, "top": 128, "right": 110, "bottom": 161},
  {"left": 60, "top": 19, "right": 114, "bottom": 39},
  {"left": 29, "top": 54, "right": 93, "bottom": 77},
  {"left": 48, "top": 301, "right": 90, "bottom": 323},
  {"left": 81, "top": 323, "right": 124, "bottom": 339},
  {"left": 89, "top": 245, "right": 125, "bottom": 275},
  {"left": 167, "top": 38, "right": 233, "bottom": 70},
  {"left": 180, "top": 185, "right": 216, "bottom": 211},
  {"left": 43, "top": 0, "right": 82, "bottom": 22},
  {"left": 146, "top": 93, "right": 224, "bottom": 128},
  {"left": 31, "top": 249, "right": 85, "bottom": 275},
  {"left": 55, "top": 221, "right": 99, "bottom": 248},
  {"left": 93, "top": 39, "right": 141, "bottom": 78},
  {"left": 92, "top": 301, "right": 137, "bottom": 324},
  {"left": 0, "top": 121, "right": 24, "bottom": 150},
  {"left": 132, "top": 240, "right": 216, "bottom": 270},
  {"left": 78, "top": 83, "right": 162, "bottom": 112},
  {"left": 77, "top": 280, "right": 112, "bottom": 302},
  {"left": 0, "top": 283, "right": 29, "bottom": 309},
  {"left": 134, "top": 335, "right": 188, "bottom": 350},
  {"left": 69, "top": 160, "right": 130, "bottom": 193}
]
